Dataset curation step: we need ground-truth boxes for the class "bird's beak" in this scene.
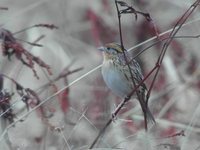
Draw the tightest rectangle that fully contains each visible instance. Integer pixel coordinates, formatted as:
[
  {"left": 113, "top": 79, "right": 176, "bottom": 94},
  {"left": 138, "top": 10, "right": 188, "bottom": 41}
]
[{"left": 98, "top": 46, "right": 106, "bottom": 51}]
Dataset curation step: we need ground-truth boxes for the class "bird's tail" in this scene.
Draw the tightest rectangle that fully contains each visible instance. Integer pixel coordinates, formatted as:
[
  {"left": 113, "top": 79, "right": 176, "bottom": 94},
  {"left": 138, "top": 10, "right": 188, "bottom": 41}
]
[
  {"left": 145, "top": 104, "right": 155, "bottom": 124},
  {"left": 138, "top": 88, "right": 155, "bottom": 130}
]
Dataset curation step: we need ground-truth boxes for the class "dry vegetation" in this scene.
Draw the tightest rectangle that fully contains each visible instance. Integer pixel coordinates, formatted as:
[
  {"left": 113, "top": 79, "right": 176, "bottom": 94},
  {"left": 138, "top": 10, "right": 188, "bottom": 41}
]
[{"left": 0, "top": 0, "right": 200, "bottom": 150}]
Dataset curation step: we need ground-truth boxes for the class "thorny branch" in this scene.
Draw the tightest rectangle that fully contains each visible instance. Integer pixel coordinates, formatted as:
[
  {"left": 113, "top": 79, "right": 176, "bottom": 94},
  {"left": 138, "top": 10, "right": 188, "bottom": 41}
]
[{"left": 89, "top": 0, "right": 200, "bottom": 148}]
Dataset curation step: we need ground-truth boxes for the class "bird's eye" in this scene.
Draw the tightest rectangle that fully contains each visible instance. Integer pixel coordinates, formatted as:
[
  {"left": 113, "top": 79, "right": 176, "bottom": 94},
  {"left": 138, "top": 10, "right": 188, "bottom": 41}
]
[{"left": 107, "top": 47, "right": 111, "bottom": 50}]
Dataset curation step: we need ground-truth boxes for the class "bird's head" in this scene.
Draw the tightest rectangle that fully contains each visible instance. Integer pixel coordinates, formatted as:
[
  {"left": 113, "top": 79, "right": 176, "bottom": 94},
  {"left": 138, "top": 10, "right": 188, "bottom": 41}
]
[{"left": 98, "top": 43, "right": 124, "bottom": 60}]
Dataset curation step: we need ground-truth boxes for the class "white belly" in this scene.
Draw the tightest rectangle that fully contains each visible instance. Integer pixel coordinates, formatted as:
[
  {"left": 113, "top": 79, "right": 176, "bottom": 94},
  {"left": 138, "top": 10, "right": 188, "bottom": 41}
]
[{"left": 102, "top": 61, "right": 132, "bottom": 98}]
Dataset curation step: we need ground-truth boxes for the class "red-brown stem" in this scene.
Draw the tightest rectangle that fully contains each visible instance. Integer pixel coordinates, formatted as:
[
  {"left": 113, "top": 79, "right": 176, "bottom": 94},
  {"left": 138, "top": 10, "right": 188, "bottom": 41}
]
[
  {"left": 89, "top": 0, "right": 200, "bottom": 148},
  {"left": 146, "top": 0, "right": 200, "bottom": 104},
  {"left": 89, "top": 62, "right": 158, "bottom": 148},
  {"left": 115, "top": 0, "right": 149, "bottom": 130},
  {"left": 132, "top": 34, "right": 200, "bottom": 60}
]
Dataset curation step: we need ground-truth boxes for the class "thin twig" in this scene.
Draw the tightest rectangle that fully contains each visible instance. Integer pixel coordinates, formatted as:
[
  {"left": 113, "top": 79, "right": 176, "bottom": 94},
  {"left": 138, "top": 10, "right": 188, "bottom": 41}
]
[
  {"left": 0, "top": 65, "right": 102, "bottom": 143},
  {"left": 1, "top": 19, "right": 199, "bottom": 145},
  {"left": 89, "top": 1, "right": 151, "bottom": 147},
  {"left": 89, "top": 0, "right": 200, "bottom": 148},
  {"left": 13, "top": 24, "right": 58, "bottom": 35},
  {"left": 59, "top": 128, "right": 72, "bottom": 150},
  {"left": 89, "top": 53, "right": 159, "bottom": 148},
  {"left": 146, "top": 0, "right": 200, "bottom": 104},
  {"left": 115, "top": 0, "right": 150, "bottom": 130},
  {"left": 132, "top": 34, "right": 200, "bottom": 60}
]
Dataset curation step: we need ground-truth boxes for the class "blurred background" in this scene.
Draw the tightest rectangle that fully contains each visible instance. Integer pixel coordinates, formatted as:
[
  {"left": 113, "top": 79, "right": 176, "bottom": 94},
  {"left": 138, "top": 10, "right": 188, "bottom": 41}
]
[{"left": 0, "top": 0, "right": 200, "bottom": 150}]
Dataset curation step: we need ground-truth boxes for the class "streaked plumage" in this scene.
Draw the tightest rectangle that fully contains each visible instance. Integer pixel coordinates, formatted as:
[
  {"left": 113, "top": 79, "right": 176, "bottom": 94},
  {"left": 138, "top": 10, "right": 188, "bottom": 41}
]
[{"left": 99, "top": 42, "right": 155, "bottom": 128}]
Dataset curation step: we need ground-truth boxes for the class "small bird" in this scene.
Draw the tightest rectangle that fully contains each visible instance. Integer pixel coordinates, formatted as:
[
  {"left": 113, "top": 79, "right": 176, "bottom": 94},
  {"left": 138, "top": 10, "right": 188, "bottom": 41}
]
[{"left": 99, "top": 42, "right": 155, "bottom": 129}]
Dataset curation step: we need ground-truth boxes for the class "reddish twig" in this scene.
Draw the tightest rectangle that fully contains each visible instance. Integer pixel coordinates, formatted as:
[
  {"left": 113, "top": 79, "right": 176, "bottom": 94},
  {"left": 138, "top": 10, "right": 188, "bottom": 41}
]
[
  {"left": 13, "top": 23, "right": 58, "bottom": 35},
  {"left": 0, "top": 74, "right": 47, "bottom": 121},
  {"left": 16, "top": 38, "right": 43, "bottom": 47},
  {"left": 89, "top": 0, "right": 200, "bottom": 148},
  {"left": 89, "top": 1, "right": 155, "bottom": 148},
  {"left": 0, "top": 29, "right": 52, "bottom": 79},
  {"left": 37, "top": 67, "right": 83, "bottom": 92},
  {"left": 114, "top": 0, "right": 151, "bottom": 131},
  {"left": 131, "top": 34, "right": 200, "bottom": 60},
  {"left": 163, "top": 130, "right": 185, "bottom": 139},
  {"left": 145, "top": 0, "right": 200, "bottom": 104}
]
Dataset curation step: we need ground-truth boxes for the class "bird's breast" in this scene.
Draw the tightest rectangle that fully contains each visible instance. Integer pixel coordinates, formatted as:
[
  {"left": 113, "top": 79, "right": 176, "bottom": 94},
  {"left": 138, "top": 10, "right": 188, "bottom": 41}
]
[{"left": 101, "top": 60, "right": 132, "bottom": 98}]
